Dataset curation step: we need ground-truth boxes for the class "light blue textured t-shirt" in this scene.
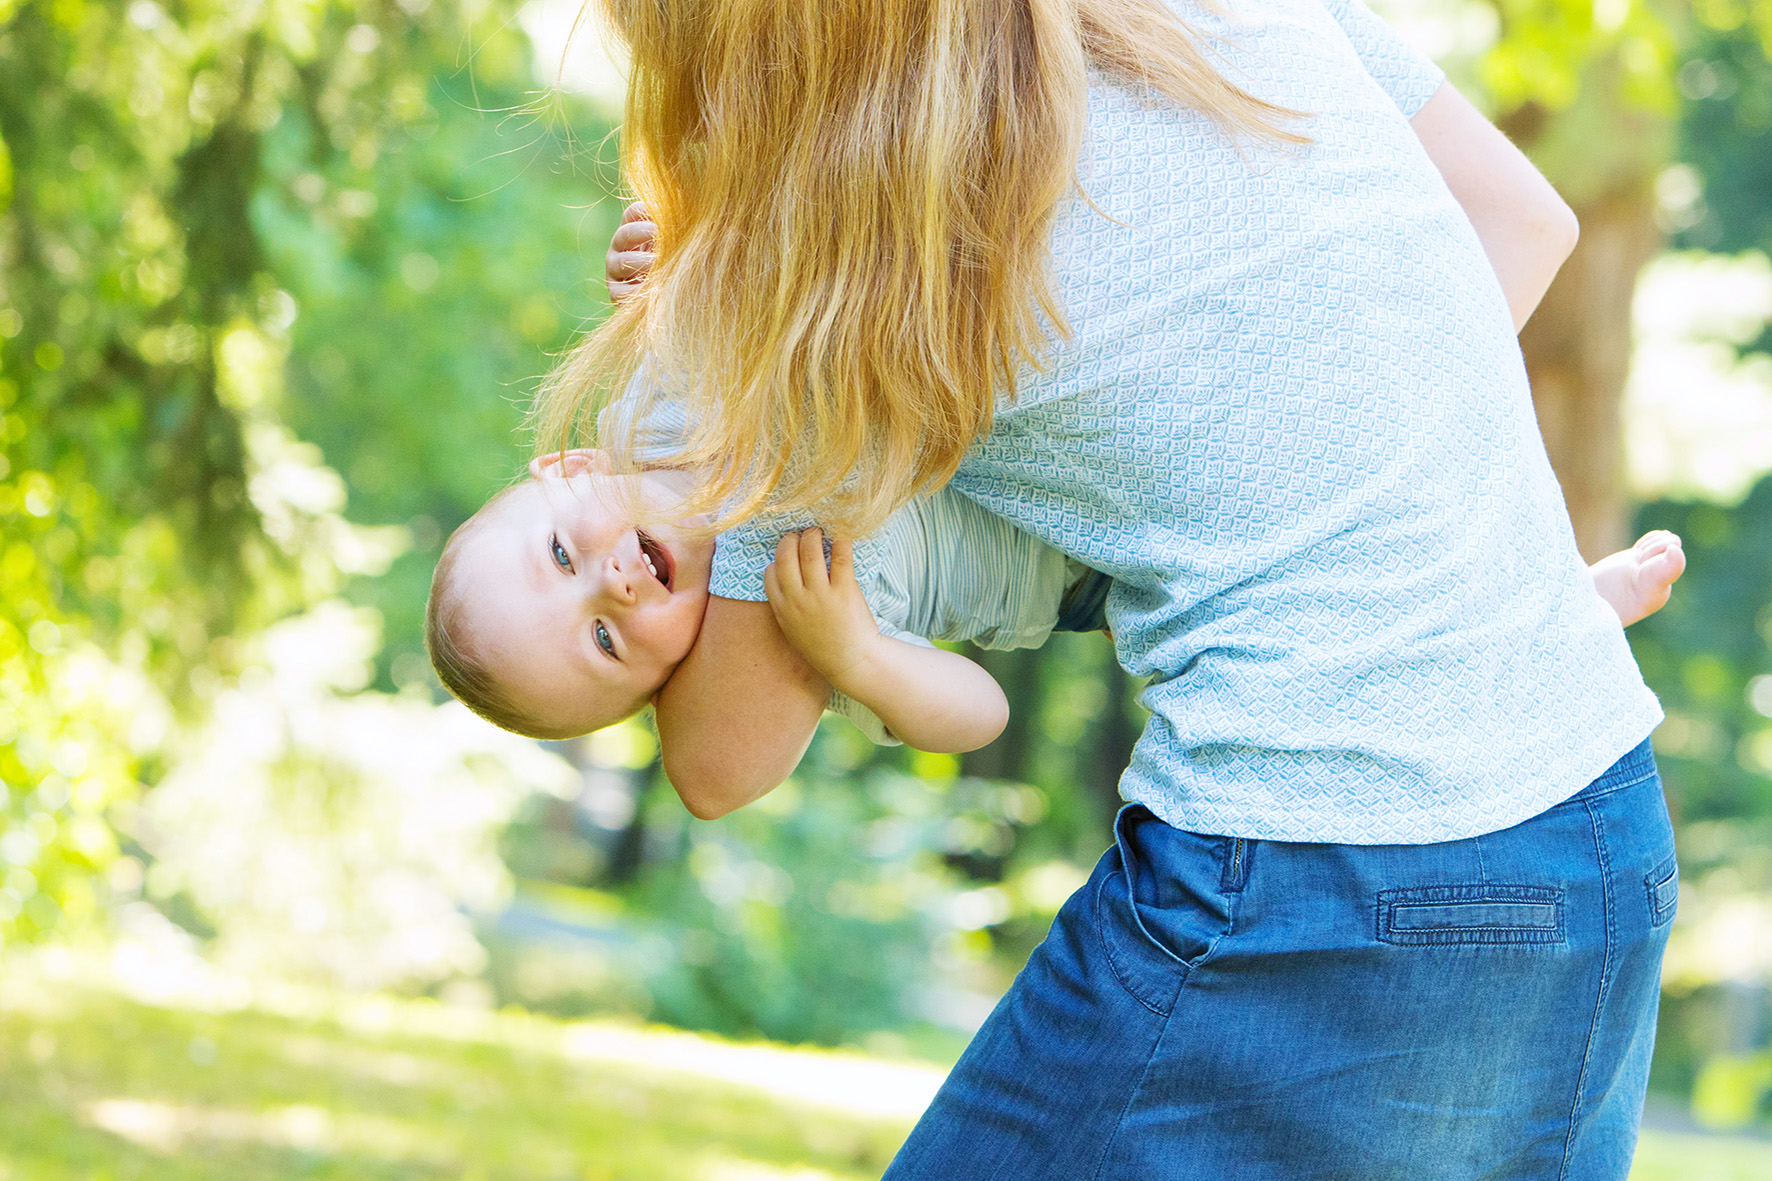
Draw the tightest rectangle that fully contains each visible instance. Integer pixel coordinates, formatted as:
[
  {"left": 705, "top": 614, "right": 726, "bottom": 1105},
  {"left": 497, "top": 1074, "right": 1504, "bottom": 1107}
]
[{"left": 707, "top": 0, "right": 1663, "bottom": 842}]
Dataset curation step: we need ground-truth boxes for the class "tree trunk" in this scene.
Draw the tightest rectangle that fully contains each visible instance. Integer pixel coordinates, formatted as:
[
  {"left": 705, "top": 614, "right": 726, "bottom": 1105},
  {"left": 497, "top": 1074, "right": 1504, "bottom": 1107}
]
[
  {"left": 1083, "top": 660, "right": 1140, "bottom": 832},
  {"left": 1516, "top": 189, "right": 1662, "bottom": 561},
  {"left": 960, "top": 645, "right": 1044, "bottom": 783}
]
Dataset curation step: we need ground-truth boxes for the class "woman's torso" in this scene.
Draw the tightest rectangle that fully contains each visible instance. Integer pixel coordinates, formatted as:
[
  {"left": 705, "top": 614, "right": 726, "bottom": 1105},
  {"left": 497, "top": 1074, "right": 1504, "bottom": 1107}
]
[
  {"left": 934, "top": 0, "right": 1661, "bottom": 841},
  {"left": 706, "top": 0, "right": 1661, "bottom": 841}
]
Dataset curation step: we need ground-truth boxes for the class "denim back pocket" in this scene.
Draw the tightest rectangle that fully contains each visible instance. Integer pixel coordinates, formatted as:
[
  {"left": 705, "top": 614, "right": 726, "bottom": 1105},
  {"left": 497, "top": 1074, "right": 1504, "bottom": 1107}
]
[
  {"left": 1376, "top": 884, "right": 1566, "bottom": 946},
  {"left": 1645, "top": 856, "right": 1679, "bottom": 928}
]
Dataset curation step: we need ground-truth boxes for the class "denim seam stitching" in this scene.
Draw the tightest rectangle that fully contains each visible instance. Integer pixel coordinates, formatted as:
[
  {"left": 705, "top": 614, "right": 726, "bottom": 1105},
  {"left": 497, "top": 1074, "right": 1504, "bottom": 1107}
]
[
  {"left": 1559, "top": 798, "right": 1617, "bottom": 1181},
  {"left": 1375, "top": 885, "right": 1566, "bottom": 946},
  {"left": 1571, "top": 766, "right": 1658, "bottom": 803},
  {"left": 1086, "top": 993, "right": 1181, "bottom": 1181},
  {"left": 1379, "top": 883, "right": 1564, "bottom": 895},
  {"left": 1095, "top": 870, "right": 1182, "bottom": 1018},
  {"left": 1089, "top": 922, "right": 1230, "bottom": 1181}
]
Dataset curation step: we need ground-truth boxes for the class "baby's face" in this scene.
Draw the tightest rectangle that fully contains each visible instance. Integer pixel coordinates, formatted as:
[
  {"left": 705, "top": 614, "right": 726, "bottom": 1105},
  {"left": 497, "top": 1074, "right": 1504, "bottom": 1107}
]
[{"left": 456, "top": 450, "right": 714, "bottom": 736}]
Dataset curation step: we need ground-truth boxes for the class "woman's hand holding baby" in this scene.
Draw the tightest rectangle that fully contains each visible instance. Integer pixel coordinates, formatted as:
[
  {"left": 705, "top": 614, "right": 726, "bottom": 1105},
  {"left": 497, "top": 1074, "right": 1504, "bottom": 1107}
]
[{"left": 607, "top": 200, "right": 657, "bottom": 304}]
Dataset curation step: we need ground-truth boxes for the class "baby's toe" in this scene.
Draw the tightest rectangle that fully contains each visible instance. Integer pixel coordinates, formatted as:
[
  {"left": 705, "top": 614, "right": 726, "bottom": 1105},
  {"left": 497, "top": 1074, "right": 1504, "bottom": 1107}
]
[
  {"left": 1635, "top": 529, "right": 1678, "bottom": 555},
  {"left": 1638, "top": 544, "right": 1686, "bottom": 591}
]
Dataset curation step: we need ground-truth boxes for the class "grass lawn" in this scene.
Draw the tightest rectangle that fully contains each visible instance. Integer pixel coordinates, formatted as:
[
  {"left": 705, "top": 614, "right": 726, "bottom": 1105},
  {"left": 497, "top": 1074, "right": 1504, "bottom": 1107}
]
[{"left": 0, "top": 963, "right": 1765, "bottom": 1180}]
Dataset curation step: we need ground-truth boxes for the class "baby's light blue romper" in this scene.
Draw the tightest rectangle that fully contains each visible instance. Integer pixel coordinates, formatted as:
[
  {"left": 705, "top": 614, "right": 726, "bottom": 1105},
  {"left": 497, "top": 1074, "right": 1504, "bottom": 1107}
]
[
  {"left": 704, "top": 0, "right": 1678, "bottom": 1175},
  {"left": 828, "top": 490, "right": 1100, "bottom": 743}
]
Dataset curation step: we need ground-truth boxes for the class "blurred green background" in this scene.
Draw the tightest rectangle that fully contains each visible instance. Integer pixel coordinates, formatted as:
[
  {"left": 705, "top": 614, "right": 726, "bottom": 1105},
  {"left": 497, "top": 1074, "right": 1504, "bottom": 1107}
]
[{"left": 3, "top": 0, "right": 1772, "bottom": 1176}]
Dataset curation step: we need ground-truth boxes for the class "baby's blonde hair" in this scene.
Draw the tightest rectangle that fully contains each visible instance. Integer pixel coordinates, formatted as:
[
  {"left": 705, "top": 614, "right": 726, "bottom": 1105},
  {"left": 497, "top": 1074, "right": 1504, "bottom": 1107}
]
[{"left": 533, "top": 0, "right": 1307, "bottom": 539}]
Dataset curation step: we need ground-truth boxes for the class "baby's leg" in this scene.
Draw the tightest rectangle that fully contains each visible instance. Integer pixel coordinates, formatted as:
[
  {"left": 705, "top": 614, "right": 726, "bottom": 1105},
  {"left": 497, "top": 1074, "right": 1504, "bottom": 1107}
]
[{"left": 1590, "top": 531, "right": 1685, "bottom": 627}]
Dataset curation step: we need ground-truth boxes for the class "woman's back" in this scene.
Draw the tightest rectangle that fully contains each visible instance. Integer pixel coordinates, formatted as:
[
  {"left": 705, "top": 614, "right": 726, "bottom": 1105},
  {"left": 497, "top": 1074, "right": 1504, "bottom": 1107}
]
[
  {"left": 650, "top": 4, "right": 1675, "bottom": 1172},
  {"left": 709, "top": 0, "right": 1660, "bottom": 841}
]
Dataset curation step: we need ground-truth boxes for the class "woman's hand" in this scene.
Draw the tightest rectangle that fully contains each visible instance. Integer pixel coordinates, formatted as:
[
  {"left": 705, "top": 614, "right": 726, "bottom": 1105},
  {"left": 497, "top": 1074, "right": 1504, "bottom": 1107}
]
[
  {"left": 764, "top": 529, "right": 883, "bottom": 689},
  {"left": 606, "top": 200, "right": 656, "bottom": 304}
]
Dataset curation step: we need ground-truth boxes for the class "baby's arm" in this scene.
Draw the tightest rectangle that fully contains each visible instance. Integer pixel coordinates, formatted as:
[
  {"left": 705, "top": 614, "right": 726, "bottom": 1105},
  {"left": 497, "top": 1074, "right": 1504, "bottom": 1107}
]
[
  {"left": 602, "top": 211, "right": 843, "bottom": 816},
  {"left": 767, "top": 530, "right": 1010, "bottom": 753}
]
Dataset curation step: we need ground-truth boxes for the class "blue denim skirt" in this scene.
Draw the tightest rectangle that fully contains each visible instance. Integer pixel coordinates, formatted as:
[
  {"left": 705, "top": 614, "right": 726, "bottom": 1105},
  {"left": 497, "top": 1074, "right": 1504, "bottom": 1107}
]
[{"left": 886, "top": 740, "right": 1676, "bottom": 1181}]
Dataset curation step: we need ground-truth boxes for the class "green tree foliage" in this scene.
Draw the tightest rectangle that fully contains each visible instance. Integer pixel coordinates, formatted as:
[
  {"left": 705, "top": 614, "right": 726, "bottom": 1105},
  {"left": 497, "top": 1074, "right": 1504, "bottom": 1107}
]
[
  {"left": 257, "top": 31, "right": 617, "bottom": 684},
  {"left": 1633, "top": 482, "right": 1772, "bottom": 824},
  {"left": 1, "top": 0, "right": 299, "bottom": 943},
  {"left": 0, "top": 0, "right": 603, "bottom": 944},
  {"left": 1630, "top": 479, "right": 1772, "bottom": 1120},
  {"left": 1673, "top": 19, "right": 1772, "bottom": 261}
]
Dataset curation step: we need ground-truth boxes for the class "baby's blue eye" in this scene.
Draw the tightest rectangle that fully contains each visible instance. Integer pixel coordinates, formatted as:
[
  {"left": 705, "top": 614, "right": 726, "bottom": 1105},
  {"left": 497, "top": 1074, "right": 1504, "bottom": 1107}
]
[
  {"left": 594, "top": 621, "right": 616, "bottom": 658},
  {"left": 550, "top": 533, "right": 573, "bottom": 573}
]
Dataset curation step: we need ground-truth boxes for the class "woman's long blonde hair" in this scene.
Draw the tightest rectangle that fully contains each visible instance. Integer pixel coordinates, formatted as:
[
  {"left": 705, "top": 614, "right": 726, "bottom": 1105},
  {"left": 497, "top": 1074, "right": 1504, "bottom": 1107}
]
[{"left": 535, "top": 0, "right": 1305, "bottom": 538}]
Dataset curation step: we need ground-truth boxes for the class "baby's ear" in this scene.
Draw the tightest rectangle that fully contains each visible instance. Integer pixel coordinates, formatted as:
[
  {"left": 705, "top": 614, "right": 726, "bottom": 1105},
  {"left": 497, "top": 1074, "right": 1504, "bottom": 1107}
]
[{"left": 529, "top": 448, "right": 612, "bottom": 480}]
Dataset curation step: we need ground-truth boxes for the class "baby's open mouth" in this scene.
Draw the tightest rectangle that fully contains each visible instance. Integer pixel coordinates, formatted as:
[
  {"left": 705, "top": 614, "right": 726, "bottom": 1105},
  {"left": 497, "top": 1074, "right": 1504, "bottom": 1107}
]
[{"left": 637, "top": 530, "right": 674, "bottom": 591}]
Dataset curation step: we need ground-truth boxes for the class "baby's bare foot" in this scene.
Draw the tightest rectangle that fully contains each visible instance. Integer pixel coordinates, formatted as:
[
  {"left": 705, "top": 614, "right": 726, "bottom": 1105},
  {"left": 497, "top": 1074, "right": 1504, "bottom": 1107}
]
[{"left": 1589, "top": 530, "right": 1686, "bottom": 627}]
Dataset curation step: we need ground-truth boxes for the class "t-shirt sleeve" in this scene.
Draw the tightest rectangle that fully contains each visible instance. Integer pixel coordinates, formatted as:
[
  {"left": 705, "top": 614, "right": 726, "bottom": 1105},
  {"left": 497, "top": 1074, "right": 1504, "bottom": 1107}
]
[
  {"left": 1318, "top": 0, "right": 1444, "bottom": 118},
  {"left": 708, "top": 516, "right": 796, "bottom": 602},
  {"left": 708, "top": 518, "right": 883, "bottom": 603},
  {"left": 596, "top": 362, "right": 693, "bottom": 465},
  {"left": 827, "top": 690, "right": 897, "bottom": 745}
]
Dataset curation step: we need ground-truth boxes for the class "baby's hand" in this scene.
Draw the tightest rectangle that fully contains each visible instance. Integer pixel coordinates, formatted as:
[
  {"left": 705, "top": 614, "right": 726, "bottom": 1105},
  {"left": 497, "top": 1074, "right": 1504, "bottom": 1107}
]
[
  {"left": 606, "top": 200, "right": 656, "bottom": 304},
  {"left": 1590, "top": 530, "right": 1686, "bottom": 627},
  {"left": 764, "top": 529, "right": 881, "bottom": 688}
]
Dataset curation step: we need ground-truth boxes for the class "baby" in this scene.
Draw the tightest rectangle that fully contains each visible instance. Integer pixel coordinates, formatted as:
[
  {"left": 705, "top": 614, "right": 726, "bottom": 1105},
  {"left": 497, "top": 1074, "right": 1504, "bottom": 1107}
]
[
  {"left": 427, "top": 441, "right": 1111, "bottom": 748},
  {"left": 426, "top": 442, "right": 1686, "bottom": 751},
  {"left": 426, "top": 204, "right": 1687, "bottom": 752}
]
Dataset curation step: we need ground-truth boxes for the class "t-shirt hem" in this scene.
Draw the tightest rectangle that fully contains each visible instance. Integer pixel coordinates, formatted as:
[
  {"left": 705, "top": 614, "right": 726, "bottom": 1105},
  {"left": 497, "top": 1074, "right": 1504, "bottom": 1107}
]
[{"left": 1122, "top": 697, "right": 1664, "bottom": 845}]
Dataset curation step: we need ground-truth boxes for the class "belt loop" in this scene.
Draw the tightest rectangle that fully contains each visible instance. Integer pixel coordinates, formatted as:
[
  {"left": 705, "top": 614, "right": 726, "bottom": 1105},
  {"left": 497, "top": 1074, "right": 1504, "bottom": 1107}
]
[
  {"left": 1113, "top": 803, "right": 1144, "bottom": 878},
  {"left": 1220, "top": 837, "right": 1252, "bottom": 894}
]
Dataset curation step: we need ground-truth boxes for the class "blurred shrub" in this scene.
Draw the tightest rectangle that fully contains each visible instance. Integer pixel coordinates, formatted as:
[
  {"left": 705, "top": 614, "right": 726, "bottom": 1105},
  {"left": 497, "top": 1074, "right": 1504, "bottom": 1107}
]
[
  {"left": 139, "top": 602, "right": 575, "bottom": 991},
  {"left": 1631, "top": 476, "right": 1772, "bottom": 1123},
  {"left": 1633, "top": 477, "right": 1772, "bottom": 826},
  {"left": 1694, "top": 1051, "right": 1772, "bottom": 1129},
  {"left": 488, "top": 719, "right": 1073, "bottom": 1046},
  {"left": 0, "top": 0, "right": 608, "bottom": 949},
  {"left": 627, "top": 768, "right": 957, "bottom": 1044}
]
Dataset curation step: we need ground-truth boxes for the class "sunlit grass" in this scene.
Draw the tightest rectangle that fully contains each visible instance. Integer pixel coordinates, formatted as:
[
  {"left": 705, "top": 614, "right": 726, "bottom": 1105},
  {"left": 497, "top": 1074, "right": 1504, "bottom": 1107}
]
[
  {"left": 0, "top": 965, "right": 1764, "bottom": 1180},
  {"left": 0, "top": 968, "right": 916, "bottom": 1180},
  {"left": 1631, "top": 1128, "right": 1772, "bottom": 1181}
]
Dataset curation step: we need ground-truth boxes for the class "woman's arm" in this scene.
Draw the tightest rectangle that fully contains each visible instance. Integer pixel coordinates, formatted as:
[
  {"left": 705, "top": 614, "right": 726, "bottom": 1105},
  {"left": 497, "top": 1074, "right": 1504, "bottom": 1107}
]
[
  {"left": 653, "top": 594, "right": 830, "bottom": 819},
  {"left": 652, "top": 529, "right": 1012, "bottom": 818},
  {"left": 766, "top": 531, "right": 1010, "bottom": 753},
  {"left": 1410, "top": 82, "right": 1580, "bottom": 332}
]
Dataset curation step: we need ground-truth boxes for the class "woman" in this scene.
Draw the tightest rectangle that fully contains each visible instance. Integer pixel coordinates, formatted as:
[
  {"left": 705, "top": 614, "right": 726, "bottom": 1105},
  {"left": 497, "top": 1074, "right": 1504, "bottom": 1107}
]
[{"left": 543, "top": 1, "right": 1674, "bottom": 1176}]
